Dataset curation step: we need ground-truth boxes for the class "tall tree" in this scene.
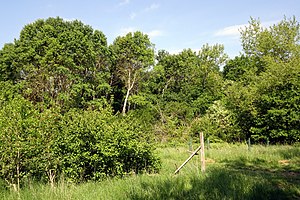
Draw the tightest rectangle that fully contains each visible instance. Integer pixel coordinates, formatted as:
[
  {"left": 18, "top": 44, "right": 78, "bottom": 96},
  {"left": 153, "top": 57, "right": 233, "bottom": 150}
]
[
  {"left": 224, "top": 16, "right": 300, "bottom": 143},
  {"left": 241, "top": 16, "right": 299, "bottom": 61},
  {"left": 110, "top": 31, "right": 154, "bottom": 115},
  {"left": 1, "top": 17, "right": 111, "bottom": 109},
  {"left": 251, "top": 56, "right": 300, "bottom": 143},
  {"left": 152, "top": 45, "right": 227, "bottom": 117},
  {"left": 141, "top": 45, "right": 227, "bottom": 141}
]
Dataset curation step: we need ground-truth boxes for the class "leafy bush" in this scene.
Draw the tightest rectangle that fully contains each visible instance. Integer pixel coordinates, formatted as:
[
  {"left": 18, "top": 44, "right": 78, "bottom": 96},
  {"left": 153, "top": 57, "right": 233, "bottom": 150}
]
[
  {"left": 57, "top": 109, "right": 160, "bottom": 182},
  {"left": 0, "top": 95, "right": 160, "bottom": 189},
  {"left": 0, "top": 96, "right": 35, "bottom": 190}
]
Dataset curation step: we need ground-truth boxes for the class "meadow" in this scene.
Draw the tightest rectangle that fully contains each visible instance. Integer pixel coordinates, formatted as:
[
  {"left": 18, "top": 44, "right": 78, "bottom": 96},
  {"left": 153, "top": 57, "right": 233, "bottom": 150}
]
[{"left": 1, "top": 143, "right": 299, "bottom": 200}]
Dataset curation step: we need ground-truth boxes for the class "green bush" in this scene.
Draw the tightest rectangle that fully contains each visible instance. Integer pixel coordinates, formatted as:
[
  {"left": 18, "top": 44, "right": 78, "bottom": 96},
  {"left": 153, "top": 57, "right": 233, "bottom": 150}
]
[
  {"left": 0, "top": 96, "right": 160, "bottom": 188},
  {"left": 57, "top": 109, "right": 161, "bottom": 182}
]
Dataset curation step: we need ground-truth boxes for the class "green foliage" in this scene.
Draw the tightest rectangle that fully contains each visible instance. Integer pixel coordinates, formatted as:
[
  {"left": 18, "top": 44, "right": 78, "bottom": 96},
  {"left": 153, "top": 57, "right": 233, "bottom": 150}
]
[
  {"left": 110, "top": 31, "right": 155, "bottom": 115},
  {"left": 1, "top": 17, "right": 111, "bottom": 110},
  {"left": 0, "top": 96, "right": 160, "bottom": 188},
  {"left": 241, "top": 16, "right": 299, "bottom": 61},
  {"left": 0, "top": 94, "right": 64, "bottom": 189},
  {"left": 142, "top": 45, "right": 227, "bottom": 141},
  {"left": 0, "top": 17, "right": 161, "bottom": 190},
  {"left": 0, "top": 44, "right": 17, "bottom": 81},
  {"left": 224, "top": 16, "right": 300, "bottom": 143},
  {"left": 223, "top": 55, "right": 259, "bottom": 81},
  {"left": 0, "top": 96, "right": 37, "bottom": 190},
  {"left": 0, "top": 81, "right": 22, "bottom": 105},
  {"left": 223, "top": 80, "right": 256, "bottom": 140},
  {"left": 195, "top": 100, "right": 238, "bottom": 142},
  {"left": 250, "top": 57, "right": 300, "bottom": 143},
  {"left": 58, "top": 109, "right": 160, "bottom": 182}
]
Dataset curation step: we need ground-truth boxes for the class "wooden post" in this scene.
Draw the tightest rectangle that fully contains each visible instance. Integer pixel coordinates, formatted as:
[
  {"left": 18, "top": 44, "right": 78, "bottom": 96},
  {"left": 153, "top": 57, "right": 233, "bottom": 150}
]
[
  {"left": 200, "top": 132, "right": 205, "bottom": 172},
  {"left": 188, "top": 137, "right": 193, "bottom": 151},
  {"left": 248, "top": 138, "right": 251, "bottom": 151},
  {"left": 207, "top": 138, "right": 210, "bottom": 150}
]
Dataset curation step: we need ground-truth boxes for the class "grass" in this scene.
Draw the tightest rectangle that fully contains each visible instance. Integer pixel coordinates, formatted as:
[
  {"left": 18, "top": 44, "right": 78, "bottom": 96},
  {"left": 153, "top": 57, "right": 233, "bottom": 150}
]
[{"left": 1, "top": 143, "right": 299, "bottom": 200}]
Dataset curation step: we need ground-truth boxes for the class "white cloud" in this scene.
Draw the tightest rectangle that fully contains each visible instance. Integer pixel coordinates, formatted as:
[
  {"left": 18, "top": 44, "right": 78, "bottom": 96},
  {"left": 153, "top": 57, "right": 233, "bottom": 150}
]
[
  {"left": 214, "top": 24, "right": 247, "bottom": 37},
  {"left": 215, "top": 19, "right": 281, "bottom": 38},
  {"left": 119, "top": 0, "right": 130, "bottom": 6},
  {"left": 147, "top": 30, "right": 163, "bottom": 37}
]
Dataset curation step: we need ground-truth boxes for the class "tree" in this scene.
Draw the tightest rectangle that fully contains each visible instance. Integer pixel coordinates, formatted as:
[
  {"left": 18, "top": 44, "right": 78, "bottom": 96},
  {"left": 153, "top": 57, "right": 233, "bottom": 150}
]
[
  {"left": 110, "top": 31, "right": 154, "bottom": 115},
  {"left": 241, "top": 16, "right": 299, "bottom": 61},
  {"left": 223, "top": 55, "right": 256, "bottom": 81},
  {"left": 250, "top": 56, "right": 300, "bottom": 143},
  {"left": 194, "top": 100, "right": 237, "bottom": 142},
  {"left": 1, "top": 17, "right": 111, "bottom": 110},
  {"left": 0, "top": 43, "right": 17, "bottom": 81},
  {"left": 139, "top": 45, "right": 227, "bottom": 141},
  {"left": 0, "top": 96, "right": 37, "bottom": 191},
  {"left": 224, "top": 16, "right": 300, "bottom": 143},
  {"left": 153, "top": 45, "right": 227, "bottom": 117},
  {"left": 193, "top": 44, "right": 227, "bottom": 115}
]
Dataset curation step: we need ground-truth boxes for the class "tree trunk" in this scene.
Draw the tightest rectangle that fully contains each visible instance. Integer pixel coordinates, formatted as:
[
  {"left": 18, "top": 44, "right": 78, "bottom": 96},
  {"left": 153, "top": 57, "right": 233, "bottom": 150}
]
[
  {"left": 122, "top": 87, "right": 130, "bottom": 116},
  {"left": 162, "top": 77, "right": 173, "bottom": 98},
  {"left": 122, "top": 70, "right": 136, "bottom": 116}
]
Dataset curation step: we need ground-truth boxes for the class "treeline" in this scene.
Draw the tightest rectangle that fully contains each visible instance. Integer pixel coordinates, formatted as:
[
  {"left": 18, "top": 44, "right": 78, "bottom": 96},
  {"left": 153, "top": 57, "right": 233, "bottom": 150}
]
[{"left": 0, "top": 16, "right": 299, "bottom": 188}]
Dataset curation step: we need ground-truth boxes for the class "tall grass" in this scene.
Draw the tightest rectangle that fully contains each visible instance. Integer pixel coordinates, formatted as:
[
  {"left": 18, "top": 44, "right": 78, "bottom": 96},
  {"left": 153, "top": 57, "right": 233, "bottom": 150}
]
[{"left": 1, "top": 144, "right": 299, "bottom": 200}]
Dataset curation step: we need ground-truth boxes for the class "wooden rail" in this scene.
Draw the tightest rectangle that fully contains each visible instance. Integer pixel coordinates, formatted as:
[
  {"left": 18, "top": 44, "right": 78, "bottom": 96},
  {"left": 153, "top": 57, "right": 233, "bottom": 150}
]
[
  {"left": 174, "top": 132, "right": 205, "bottom": 174},
  {"left": 174, "top": 145, "right": 201, "bottom": 174}
]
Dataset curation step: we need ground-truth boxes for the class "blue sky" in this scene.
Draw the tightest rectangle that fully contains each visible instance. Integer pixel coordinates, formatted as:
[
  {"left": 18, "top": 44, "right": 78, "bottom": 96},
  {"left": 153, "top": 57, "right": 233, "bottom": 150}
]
[{"left": 0, "top": 0, "right": 299, "bottom": 57}]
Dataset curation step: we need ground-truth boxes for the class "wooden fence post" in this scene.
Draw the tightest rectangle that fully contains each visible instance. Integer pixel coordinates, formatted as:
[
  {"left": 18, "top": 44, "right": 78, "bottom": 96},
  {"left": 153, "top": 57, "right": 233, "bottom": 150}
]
[
  {"left": 207, "top": 138, "right": 210, "bottom": 150},
  {"left": 248, "top": 138, "right": 251, "bottom": 151},
  {"left": 200, "top": 132, "right": 205, "bottom": 173},
  {"left": 188, "top": 137, "right": 193, "bottom": 151}
]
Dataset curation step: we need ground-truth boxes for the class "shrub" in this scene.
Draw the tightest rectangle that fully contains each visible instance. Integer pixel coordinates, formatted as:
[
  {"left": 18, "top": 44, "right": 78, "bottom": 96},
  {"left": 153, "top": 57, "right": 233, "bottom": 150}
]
[
  {"left": 0, "top": 97, "right": 160, "bottom": 188},
  {"left": 57, "top": 109, "right": 160, "bottom": 182}
]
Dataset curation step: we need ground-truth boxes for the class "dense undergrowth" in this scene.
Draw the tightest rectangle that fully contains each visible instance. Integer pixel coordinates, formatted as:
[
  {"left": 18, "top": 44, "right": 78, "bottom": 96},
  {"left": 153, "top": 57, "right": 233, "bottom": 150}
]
[{"left": 1, "top": 144, "right": 299, "bottom": 200}]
